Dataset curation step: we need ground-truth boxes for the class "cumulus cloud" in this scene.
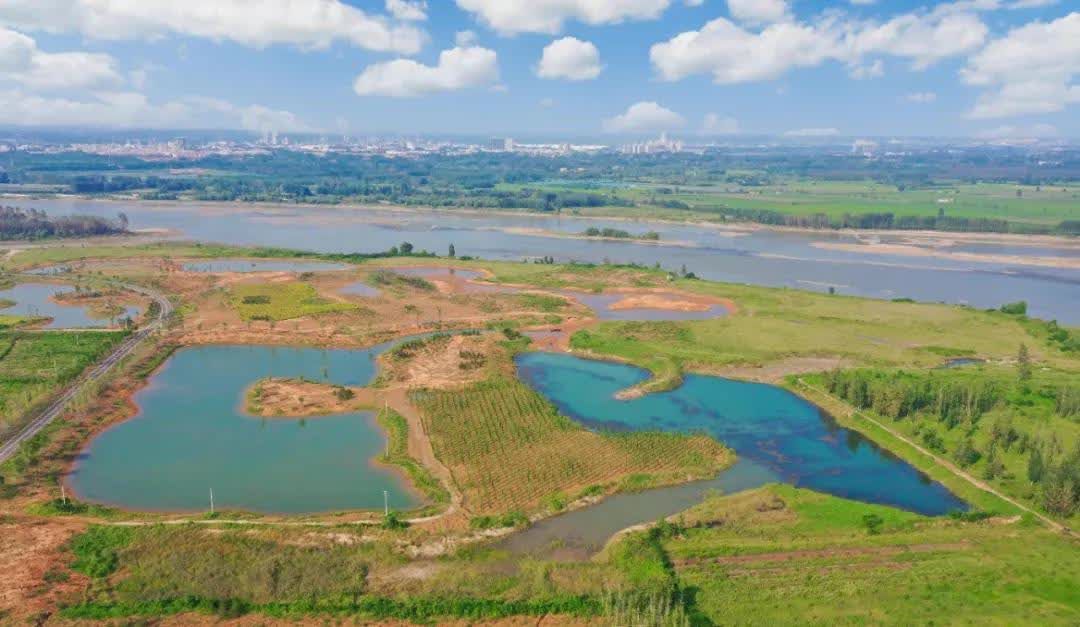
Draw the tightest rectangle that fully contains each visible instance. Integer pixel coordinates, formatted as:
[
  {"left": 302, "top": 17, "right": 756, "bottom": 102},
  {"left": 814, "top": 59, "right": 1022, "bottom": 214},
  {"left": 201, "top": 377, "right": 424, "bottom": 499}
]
[
  {"left": 455, "top": 0, "right": 672, "bottom": 34},
  {"left": 650, "top": 8, "right": 987, "bottom": 84},
  {"left": 906, "top": 91, "right": 937, "bottom": 103},
  {"left": 0, "top": 27, "right": 120, "bottom": 90},
  {"left": 784, "top": 127, "right": 839, "bottom": 136},
  {"left": 602, "top": 101, "right": 685, "bottom": 133},
  {"left": 962, "top": 12, "right": 1079, "bottom": 118},
  {"left": 0, "top": 90, "right": 312, "bottom": 132},
  {"left": 537, "top": 37, "right": 602, "bottom": 80},
  {"left": 353, "top": 44, "right": 499, "bottom": 97},
  {"left": 727, "top": 0, "right": 789, "bottom": 25},
  {"left": 386, "top": 0, "right": 427, "bottom": 21},
  {"left": 702, "top": 113, "right": 740, "bottom": 134},
  {"left": 0, "top": 0, "right": 425, "bottom": 54}
]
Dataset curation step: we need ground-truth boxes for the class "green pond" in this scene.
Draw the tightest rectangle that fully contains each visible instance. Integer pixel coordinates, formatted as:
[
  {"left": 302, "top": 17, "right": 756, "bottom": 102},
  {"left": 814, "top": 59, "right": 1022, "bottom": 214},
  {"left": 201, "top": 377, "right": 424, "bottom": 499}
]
[{"left": 68, "top": 343, "right": 419, "bottom": 514}]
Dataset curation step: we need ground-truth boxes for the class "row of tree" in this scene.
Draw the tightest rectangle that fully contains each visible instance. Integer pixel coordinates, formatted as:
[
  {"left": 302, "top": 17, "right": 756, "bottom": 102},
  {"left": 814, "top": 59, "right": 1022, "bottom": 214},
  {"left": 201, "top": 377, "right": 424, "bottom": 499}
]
[
  {"left": 0, "top": 206, "right": 127, "bottom": 240},
  {"left": 822, "top": 369, "right": 1003, "bottom": 428}
]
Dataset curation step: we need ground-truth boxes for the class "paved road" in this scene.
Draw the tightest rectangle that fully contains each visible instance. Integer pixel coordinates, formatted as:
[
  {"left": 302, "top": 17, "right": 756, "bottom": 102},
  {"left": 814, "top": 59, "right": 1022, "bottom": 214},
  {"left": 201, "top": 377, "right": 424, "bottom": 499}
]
[{"left": 0, "top": 280, "right": 172, "bottom": 463}]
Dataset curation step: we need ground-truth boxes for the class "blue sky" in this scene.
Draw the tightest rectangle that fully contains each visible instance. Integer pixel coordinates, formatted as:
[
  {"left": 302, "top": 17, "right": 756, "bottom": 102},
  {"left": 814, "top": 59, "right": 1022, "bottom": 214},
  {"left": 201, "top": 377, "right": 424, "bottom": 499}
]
[{"left": 0, "top": 1, "right": 1076, "bottom": 138}]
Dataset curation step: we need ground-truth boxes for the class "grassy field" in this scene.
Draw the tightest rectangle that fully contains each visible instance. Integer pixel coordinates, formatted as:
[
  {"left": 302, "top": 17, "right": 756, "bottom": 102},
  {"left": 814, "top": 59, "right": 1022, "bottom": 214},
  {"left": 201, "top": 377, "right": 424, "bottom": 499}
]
[
  {"left": 500, "top": 179, "right": 1080, "bottom": 228},
  {"left": 49, "top": 484, "right": 1079, "bottom": 624},
  {"left": 411, "top": 374, "right": 732, "bottom": 515},
  {"left": 0, "top": 331, "right": 126, "bottom": 439},
  {"left": 658, "top": 485, "right": 1079, "bottom": 624},
  {"left": 230, "top": 282, "right": 356, "bottom": 321}
]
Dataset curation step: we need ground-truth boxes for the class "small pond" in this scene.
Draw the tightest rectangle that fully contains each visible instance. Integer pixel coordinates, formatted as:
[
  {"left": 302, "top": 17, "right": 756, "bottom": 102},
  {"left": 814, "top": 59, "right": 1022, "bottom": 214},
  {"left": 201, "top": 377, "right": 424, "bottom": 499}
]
[
  {"left": 0, "top": 283, "right": 141, "bottom": 329},
  {"left": 182, "top": 259, "right": 350, "bottom": 273},
  {"left": 938, "top": 357, "right": 986, "bottom": 369},
  {"left": 559, "top": 290, "right": 730, "bottom": 321},
  {"left": 68, "top": 342, "right": 419, "bottom": 514},
  {"left": 508, "top": 352, "right": 966, "bottom": 552},
  {"left": 389, "top": 267, "right": 484, "bottom": 281},
  {"left": 339, "top": 281, "right": 380, "bottom": 298}
]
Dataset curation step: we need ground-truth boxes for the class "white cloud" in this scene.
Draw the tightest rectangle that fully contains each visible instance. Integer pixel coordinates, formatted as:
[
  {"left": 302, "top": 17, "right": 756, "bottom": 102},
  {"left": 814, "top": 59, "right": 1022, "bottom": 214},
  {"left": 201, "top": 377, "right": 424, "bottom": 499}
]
[
  {"left": 539, "top": 97, "right": 556, "bottom": 108},
  {"left": 353, "top": 44, "right": 499, "bottom": 97},
  {"left": 650, "top": 8, "right": 987, "bottom": 83},
  {"left": 906, "top": 91, "right": 937, "bottom": 103},
  {"left": 0, "top": 27, "right": 120, "bottom": 90},
  {"left": 455, "top": 30, "right": 478, "bottom": 46},
  {"left": 602, "top": 101, "right": 685, "bottom": 133},
  {"left": 962, "top": 12, "right": 1079, "bottom": 118},
  {"left": 784, "top": 127, "right": 839, "bottom": 136},
  {"left": 537, "top": 37, "right": 602, "bottom": 80},
  {"left": 702, "top": 113, "right": 739, "bottom": 134},
  {"left": 0, "top": 90, "right": 312, "bottom": 132},
  {"left": 650, "top": 18, "right": 837, "bottom": 83},
  {"left": 455, "top": 0, "right": 672, "bottom": 34},
  {"left": 975, "top": 123, "right": 1058, "bottom": 138},
  {"left": 727, "top": 0, "right": 789, "bottom": 25},
  {"left": 849, "top": 59, "right": 883, "bottom": 79},
  {"left": 0, "top": 0, "right": 425, "bottom": 54},
  {"left": 386, "top": 0, "right": 427, "bottom": 21}
]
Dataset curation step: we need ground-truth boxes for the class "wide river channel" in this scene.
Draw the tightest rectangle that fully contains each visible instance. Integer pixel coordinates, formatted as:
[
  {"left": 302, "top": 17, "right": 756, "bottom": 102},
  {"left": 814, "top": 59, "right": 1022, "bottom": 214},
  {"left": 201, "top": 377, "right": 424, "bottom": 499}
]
[{"left": 12, "top": 198, "right": 1080, "bottom": 324}]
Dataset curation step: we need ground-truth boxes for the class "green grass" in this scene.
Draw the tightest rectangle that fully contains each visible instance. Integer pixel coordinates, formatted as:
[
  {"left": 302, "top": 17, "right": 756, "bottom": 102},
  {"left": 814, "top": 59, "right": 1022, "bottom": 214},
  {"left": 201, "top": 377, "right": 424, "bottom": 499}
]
[
  {"left": 375, "top": 408, "right": 451, "bottom": 507},
  {"left": 0, "top": 330, "right": 126, "bottom": 439},
  {"left": 231, "top": 282, "right": 355, "bottom": 321},
  {"left": 657, "top": 485, "right": 1080, "bottom": 625},
  {"left": 500, "top": 178, "right": 1080, "bottom": 229}
]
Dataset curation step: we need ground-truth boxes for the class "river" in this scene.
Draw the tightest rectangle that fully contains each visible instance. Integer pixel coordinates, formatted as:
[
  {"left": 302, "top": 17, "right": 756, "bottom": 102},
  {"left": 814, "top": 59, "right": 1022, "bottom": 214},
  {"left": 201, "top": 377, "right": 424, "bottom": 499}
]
[{"left": 10, "top": 198, "right": 1080, "bottom": 324}]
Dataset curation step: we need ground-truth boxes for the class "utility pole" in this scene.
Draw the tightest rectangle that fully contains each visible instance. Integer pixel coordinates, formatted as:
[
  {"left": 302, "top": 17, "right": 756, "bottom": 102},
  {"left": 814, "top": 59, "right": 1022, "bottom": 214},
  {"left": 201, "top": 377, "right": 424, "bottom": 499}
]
[
  {"left": 210, "top": 488, "right": 214, "bottom": 514},
  {"left": 384, "top": 490, "right": 389, "bottom": 517}
]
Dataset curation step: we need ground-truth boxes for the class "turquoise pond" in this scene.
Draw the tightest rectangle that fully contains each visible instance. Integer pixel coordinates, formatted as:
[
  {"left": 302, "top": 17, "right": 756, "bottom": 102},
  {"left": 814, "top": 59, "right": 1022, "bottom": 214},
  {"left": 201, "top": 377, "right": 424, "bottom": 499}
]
[
  {"left": 68, "top": 343, "right": 419, "bottom": 514},
  {"left": 0, "top": 283, "right": 141, "bottom": 329},
  {"left": 515, "top": 352, "right": 966, "bottom": 517}
]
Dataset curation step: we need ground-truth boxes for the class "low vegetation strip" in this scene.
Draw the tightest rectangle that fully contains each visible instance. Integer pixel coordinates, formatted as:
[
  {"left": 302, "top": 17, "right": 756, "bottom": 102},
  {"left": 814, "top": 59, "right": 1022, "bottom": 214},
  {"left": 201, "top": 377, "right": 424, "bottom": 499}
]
[
  {"left": 231, "top": 282, "right": 355, "bottom": 321},
  {"left": 410, "top": 376, "right": 732, "bottom": 514},
  {"left": 376, "top": 408, "right": 450, "bottom": 506}
]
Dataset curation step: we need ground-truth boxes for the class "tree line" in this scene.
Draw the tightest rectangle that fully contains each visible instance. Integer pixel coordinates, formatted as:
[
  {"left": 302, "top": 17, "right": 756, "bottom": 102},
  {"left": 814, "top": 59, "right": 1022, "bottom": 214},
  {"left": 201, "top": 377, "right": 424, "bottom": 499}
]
[
  {"left": 0, "top": 206, "right": 127, "bottom": 240},
  {"left": 823, "top": 367, "right": 1080, "bottom": 517}
]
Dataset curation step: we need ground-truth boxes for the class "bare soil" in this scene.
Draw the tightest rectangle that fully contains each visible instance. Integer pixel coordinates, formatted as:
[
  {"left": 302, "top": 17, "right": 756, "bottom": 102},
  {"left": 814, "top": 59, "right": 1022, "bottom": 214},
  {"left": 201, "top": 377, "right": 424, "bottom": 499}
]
[{"left": 246, "top": 378, "right": 376, "bottom": 417}]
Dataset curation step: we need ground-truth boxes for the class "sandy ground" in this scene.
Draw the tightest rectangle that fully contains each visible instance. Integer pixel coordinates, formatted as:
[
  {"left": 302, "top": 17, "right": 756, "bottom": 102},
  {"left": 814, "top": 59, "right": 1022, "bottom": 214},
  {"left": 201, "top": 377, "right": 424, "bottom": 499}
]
[
  {"left": 607, "top": 292, "right": 709, "bottom": 312},
  {"left": 0, "top": 516, "right": 87, "bottom": 623},
  {"left": 247, "top": 378, "right": 377, "bottom": 418},
  {"left": 813, "top": 240, "right": 1080, "bottom": 269}
]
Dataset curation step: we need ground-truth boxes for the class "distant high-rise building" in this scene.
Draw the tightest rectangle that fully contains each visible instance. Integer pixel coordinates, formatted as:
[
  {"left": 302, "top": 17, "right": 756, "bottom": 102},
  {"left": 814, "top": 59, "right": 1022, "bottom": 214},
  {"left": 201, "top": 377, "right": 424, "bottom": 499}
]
[{"left": 620, "top": 132, "right": 684, "bottom": 154}]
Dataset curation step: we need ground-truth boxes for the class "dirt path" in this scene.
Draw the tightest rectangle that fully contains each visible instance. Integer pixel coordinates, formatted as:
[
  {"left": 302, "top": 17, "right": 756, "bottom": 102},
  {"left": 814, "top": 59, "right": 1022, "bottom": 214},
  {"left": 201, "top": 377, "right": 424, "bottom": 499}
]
[
  {"left": 794, "top": 379, "right": 1074, "bottom": 537},
  {"left": 381, "top": 387, "right": 466, "bottom": 520}
]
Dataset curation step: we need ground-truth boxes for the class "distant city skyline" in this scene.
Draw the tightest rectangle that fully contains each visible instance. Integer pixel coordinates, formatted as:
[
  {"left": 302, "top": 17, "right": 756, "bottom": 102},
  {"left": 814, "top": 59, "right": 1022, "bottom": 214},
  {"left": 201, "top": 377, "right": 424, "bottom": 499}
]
[{"left": 0, "top": 1, "right": 1076, "bottom": 138}]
